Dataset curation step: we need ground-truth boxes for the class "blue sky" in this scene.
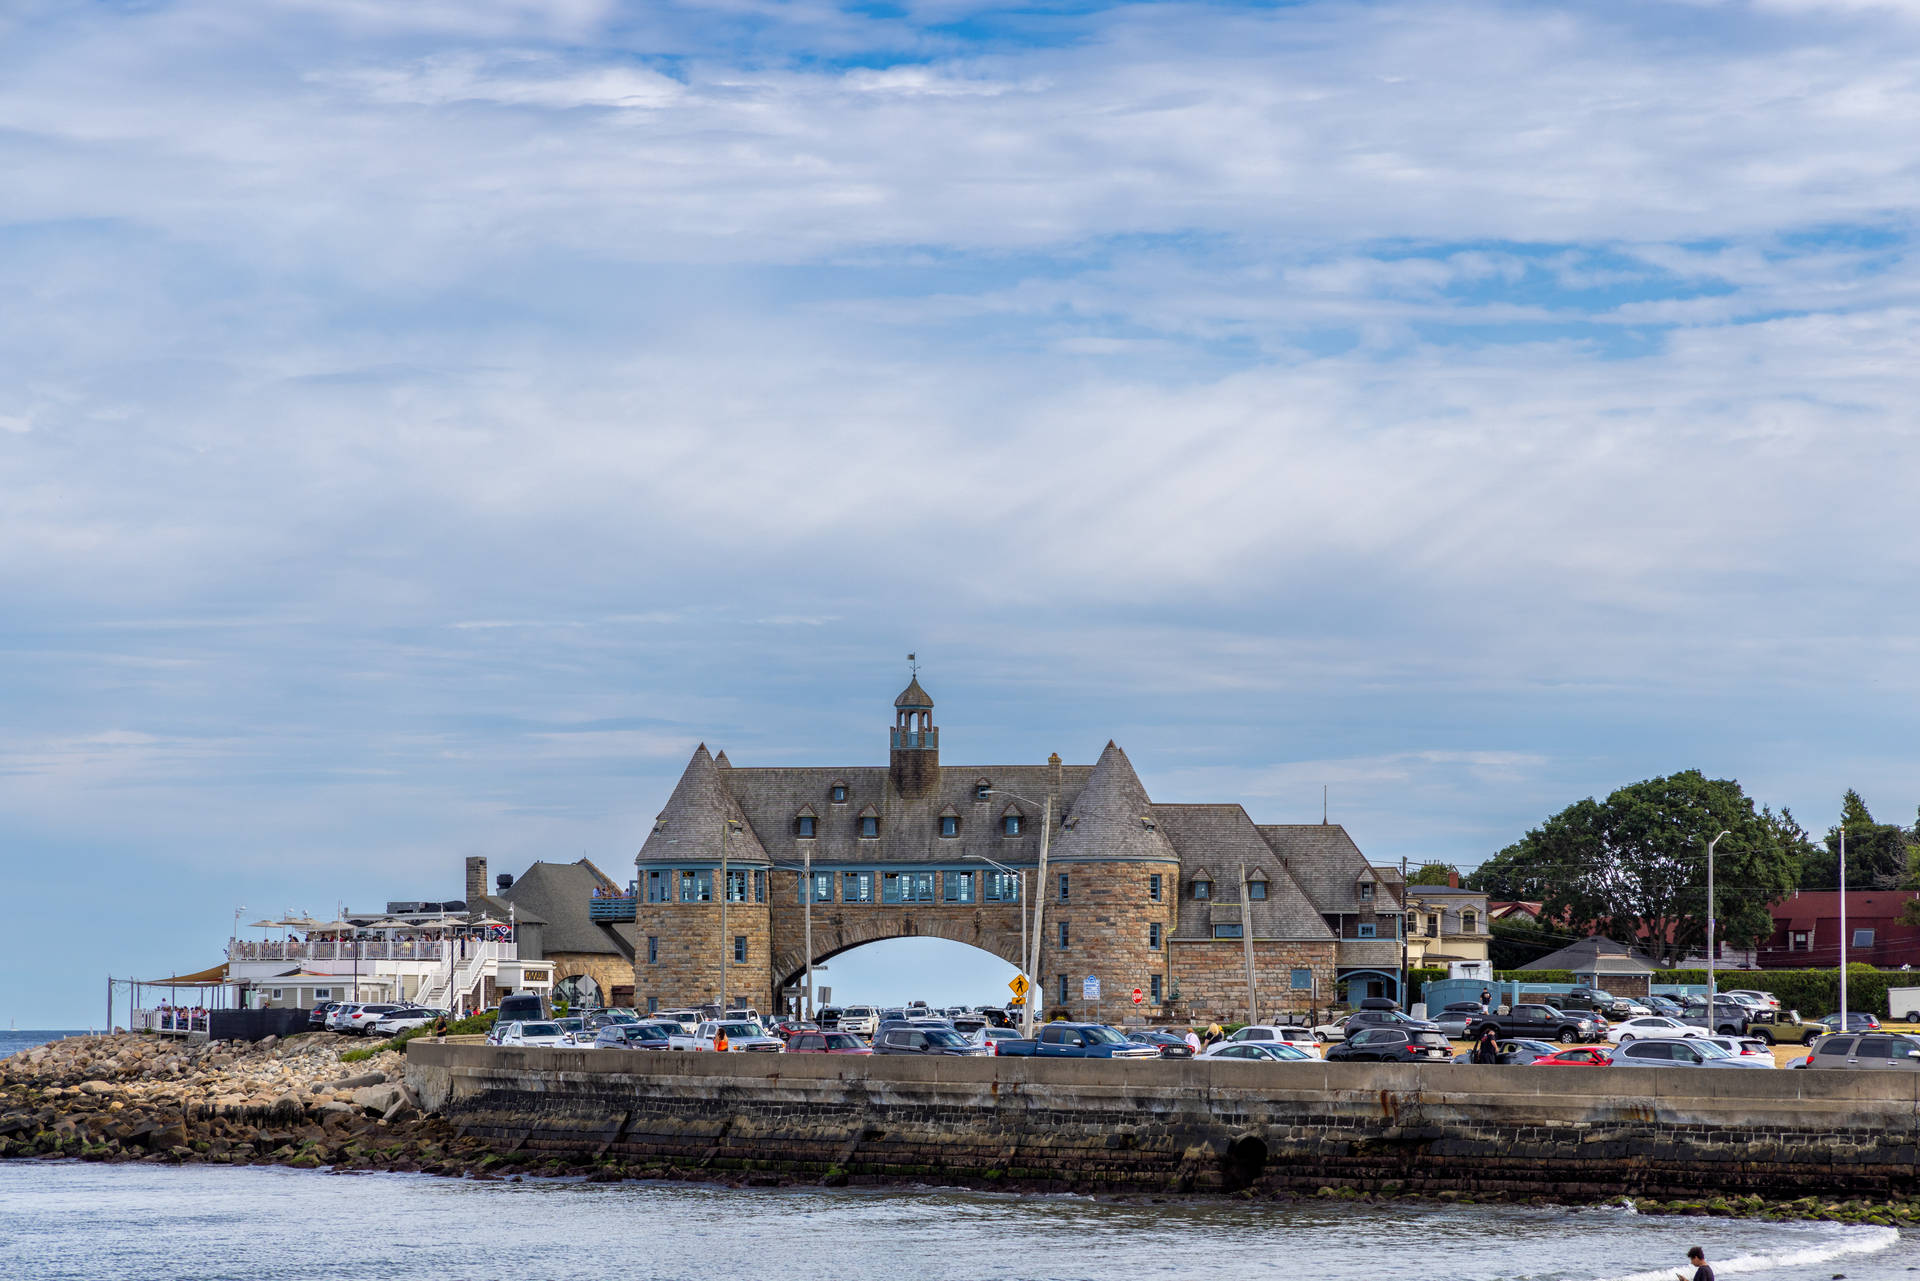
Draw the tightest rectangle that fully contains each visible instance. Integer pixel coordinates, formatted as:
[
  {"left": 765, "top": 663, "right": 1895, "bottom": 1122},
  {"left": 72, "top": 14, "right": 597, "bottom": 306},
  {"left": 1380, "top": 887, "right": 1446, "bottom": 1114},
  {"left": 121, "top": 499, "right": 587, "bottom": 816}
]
[{"left": 5, "top": 0, "right": 1920, "bottom": 1026}]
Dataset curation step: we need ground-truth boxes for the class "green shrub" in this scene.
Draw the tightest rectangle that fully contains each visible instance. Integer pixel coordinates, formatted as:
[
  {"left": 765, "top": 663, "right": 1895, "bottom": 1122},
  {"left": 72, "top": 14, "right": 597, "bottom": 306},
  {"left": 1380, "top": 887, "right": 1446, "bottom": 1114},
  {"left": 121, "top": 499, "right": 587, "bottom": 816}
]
[
  {"left": 1654, "top": 967, "right": 1902, "bottom": 1019},
  {"left": 340, "top": 1009, "right": 498, "bottom": 1062}
]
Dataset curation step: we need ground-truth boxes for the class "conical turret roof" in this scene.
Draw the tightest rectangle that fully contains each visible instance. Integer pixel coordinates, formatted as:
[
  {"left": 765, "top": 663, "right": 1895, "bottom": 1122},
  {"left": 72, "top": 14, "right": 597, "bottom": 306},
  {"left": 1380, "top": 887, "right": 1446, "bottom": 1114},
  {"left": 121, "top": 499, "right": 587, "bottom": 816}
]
[
  {"left": 894, "top": 677, "right": 933, "bottom": 709},
  {"left": 638, "top": 743, "right": 769, "bottom": 865},
  {"left": 1049, "top": 740, "right": 1180, "bottom": 863}
]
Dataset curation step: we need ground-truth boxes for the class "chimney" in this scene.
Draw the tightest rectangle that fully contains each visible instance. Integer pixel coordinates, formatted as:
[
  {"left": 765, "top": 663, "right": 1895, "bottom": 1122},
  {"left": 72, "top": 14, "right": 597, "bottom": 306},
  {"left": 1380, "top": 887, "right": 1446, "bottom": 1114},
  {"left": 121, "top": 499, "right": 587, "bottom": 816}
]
[
  {"left": 497, "top": 872, "right": 514, "bottom": 891},
  {"left": 1447, "top": 869, "right": 1460, "bottom": 888},
  {"left": 466, "top": 856, "right": 488, "bottom": 904}
]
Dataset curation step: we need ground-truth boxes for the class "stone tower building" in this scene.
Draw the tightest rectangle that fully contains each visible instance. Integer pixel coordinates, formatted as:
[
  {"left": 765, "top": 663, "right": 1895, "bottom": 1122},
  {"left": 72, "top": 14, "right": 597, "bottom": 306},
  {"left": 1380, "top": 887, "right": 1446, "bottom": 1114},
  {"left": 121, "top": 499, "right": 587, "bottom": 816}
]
[{"left": 626, "top": 679, "right": 1405, "bottom": 1024}]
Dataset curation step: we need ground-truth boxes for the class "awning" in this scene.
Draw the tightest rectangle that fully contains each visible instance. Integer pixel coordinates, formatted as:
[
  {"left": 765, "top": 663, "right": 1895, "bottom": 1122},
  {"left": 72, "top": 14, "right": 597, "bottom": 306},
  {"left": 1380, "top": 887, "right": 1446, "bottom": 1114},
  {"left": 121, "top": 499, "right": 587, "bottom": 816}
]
[{"left": 140, "top": 962, "right": 230, "bottom": 985}]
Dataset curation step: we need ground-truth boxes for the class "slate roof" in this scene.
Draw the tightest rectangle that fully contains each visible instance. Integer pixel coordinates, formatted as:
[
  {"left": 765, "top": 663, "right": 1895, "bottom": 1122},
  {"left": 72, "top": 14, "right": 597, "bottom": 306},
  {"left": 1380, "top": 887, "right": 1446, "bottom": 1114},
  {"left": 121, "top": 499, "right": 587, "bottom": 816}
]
[
  {"left": 1157, "top": 805, "right": 1335, "bottom": 941},
  {"left": 894, "top": 678, "right": 933, "bottom": 709},
  {"left": 501, "top": 859, "right": 633, "bottom": 959},
  {"left": 1048, "top": 741, "right": 1181, "bottom": 867},
  {"left": 467, "top": 893, "right": 545, "bottom": 926},
  {"left": 1520, "top": 935, "right": 1655, "bottom": 975},
  {"left": 1258, "top": 824, "right": 1395, "bottom": 914},
  {"left": 638, "top": 743, "right": 772, "bottom": 867}
]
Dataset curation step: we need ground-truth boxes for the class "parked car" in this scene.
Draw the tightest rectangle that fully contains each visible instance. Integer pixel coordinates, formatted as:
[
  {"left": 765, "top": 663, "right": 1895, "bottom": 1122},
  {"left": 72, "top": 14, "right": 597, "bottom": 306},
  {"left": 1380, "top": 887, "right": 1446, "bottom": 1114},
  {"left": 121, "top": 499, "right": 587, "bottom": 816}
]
[
  {"left": 1311, "top": 1014, "right": 1354, "bottom": 1041},
  {"left": 669, "top": 1020, "right": 785, "bottom": 1053},
  {"left": 496, "top": 992, "right": 548, "bottom": 1025},
  {"left": 594, "top": 1023, "right": 674, "bottom": 1050},
  {"left": 815, "top": 1006, "right": 843, "bottom": 1029},
  {"left": 1126, "top": 1029, "right": 1196, "bottom": 1059},
  {"left": 1344, "top": 1010, "right": 1442, "bottom": 1038},
  {"left": 1432, "top": 1007, "right": 1481, "bottom": 1038},
  {"left": 1724, "top": 989, "right": 1780, "bottom": 1012},
  {"left": 1467, "top": 1004, "right": 1604, "bottom": 1045},
  {"left": 369, "top": 1008, "right": 445, "bottom": 1037},
  {"left": 1739, "top": 1011, "right": 1823, "bottom": 1045},
  {"left": 838, "top": 1006, "right": 880, "bottom": 1036},
  {"left": 1452, "top": 1038, "right": 1561, "bottom": 1066},
  {"left": 1818, "top": 1012, "right": 1883, "bottom": 1032},
  {"left": 872, "top": 1024, "right": 991, "bottom": 1056},
  {"left": 1607, "top": 1016, "right": 1704, "bottom": 1044},
  {"left": 1611, "top": 1038, "right": 1770, "bottom": 1069},
  {"left": 497, "top": 1020, "right": 572, "bottom": 1047},
  {"left": 1642, "top": 995, "right": 1687, "bottom": 1018},
  {"left": 342, "top": 1004, "right": 405, "bottom": 1036},
  {"left": 1561, "top": 988, "right": 1649, "bottom": 1020},
  {"left": 309, "top": 1002, "right": 341, "bottom": 1029},
  {"left": 993, "top": 1023, "right": 1159, "bottom": 1059},
  {"left": 326, "top": 1004, "right": 361, "bottom": 1032},
  {"left": 1694, "top": 1035, "right": 1776, "bottom": 1066},
  {"left": 1326, "top": 1028, "right": 1455, "bottom": 1063},
  {"left": 1677, "top": 998, "right": 1752, "bottom": 1036},
  {"left": 1227, "top": 1025, "right": 1323, "bottom": 1054},
  {"left": 784, "top": 1030, "right": 874, "bottom": 1054},
  {"left": 1800, "top": 1032, "right": 1920, "bottom": 1069},
  {"left": 980, "top": 1027, "right": 1028, "bottom": 1053},
  {"left": 1527, "top": 1046, "right": 1613, "bottom": 1067},
  {"left": 1196, "top": 1041, "right": 1316, "bottom": 1062}
]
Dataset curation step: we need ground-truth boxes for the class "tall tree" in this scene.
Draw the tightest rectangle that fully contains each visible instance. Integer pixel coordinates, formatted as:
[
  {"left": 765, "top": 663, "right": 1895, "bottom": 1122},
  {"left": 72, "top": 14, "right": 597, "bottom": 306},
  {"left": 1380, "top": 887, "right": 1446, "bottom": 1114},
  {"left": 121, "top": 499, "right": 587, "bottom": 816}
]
[
  {"left": 1498, "top": 770, "right": 1799, "bottom": 966},
  {"left": 1816, "top": 790, "right": 1910, "bottom": 890},
  {"left": 1407, "top": 862, "right": 1456, "bottom": 886},
  {"left": 1463, "top": 841, "right": 1555, "bottom": 900}
]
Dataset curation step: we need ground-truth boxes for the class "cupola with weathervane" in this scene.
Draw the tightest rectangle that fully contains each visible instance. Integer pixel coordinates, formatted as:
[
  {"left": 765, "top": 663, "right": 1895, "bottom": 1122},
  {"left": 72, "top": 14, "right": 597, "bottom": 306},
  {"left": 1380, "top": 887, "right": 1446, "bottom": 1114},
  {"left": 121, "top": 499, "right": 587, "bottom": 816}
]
[{"left": 889, "top": 654, "right": 939, "bottom": 796}]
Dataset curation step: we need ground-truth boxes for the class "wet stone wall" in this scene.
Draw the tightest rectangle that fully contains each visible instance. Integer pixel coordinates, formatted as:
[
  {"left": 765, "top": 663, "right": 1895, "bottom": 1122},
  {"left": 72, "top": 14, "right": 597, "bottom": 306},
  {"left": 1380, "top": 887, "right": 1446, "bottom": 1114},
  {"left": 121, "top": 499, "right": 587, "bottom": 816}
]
[{"left": 405, "top": 1043, "right": 1920, "bottom": 1201}]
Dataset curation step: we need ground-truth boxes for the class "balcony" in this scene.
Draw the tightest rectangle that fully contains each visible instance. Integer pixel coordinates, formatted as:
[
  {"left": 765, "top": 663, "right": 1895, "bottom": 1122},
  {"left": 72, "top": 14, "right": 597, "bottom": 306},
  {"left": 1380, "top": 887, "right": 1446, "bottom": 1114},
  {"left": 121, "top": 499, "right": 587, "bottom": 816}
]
[
  {"left": 589, "top": 894, "right": 638, "bottom": 922},
  {"left": 889, "top": 727, "right": 939, "bottom": 750},
  {"left": 227, "top": 938, "right": 449, "bottom": 963}
]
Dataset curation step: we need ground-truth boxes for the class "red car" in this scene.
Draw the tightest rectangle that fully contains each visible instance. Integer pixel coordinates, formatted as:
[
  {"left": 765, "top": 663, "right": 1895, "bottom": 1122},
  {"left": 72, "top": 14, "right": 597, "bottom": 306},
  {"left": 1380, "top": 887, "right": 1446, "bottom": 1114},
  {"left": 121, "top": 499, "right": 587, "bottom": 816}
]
[
  {"left": 1531, "top": 1046, "right": 1613, "bottom": 1067},
  {"left": 785, "top": 1030, "right": 873, "bottom": 1055}
]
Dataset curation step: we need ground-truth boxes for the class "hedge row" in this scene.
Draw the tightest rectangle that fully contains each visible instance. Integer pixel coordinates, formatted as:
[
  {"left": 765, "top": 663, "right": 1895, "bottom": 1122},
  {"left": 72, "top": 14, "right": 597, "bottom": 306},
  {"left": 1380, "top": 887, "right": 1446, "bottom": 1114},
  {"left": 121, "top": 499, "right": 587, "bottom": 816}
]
[{"left": 1659, "top": 966, "right": 1914, "bottom": 1019}]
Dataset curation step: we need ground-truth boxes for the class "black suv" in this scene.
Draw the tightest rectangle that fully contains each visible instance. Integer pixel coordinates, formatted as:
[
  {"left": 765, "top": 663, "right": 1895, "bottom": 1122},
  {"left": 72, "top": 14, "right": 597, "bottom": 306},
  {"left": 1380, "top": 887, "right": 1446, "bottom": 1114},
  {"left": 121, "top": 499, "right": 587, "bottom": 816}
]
[
  {"left": 873, "top": 1024, "right": 990, "bottom": 1056},
  {"left": 1344, "top": 1009, "right": 1442, "bottom": 1037},
  {"left": 1327, "top": 1028, "right": 1455, "bottom": 1063}
]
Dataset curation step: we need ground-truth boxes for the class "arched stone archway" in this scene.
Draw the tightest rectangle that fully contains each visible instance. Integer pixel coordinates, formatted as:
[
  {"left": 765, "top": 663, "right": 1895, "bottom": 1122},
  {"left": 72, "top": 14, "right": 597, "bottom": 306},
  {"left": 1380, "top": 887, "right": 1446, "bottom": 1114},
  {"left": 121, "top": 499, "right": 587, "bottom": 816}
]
[{"left": 772, "top": 911, "right": 1024, "bottom": 995}]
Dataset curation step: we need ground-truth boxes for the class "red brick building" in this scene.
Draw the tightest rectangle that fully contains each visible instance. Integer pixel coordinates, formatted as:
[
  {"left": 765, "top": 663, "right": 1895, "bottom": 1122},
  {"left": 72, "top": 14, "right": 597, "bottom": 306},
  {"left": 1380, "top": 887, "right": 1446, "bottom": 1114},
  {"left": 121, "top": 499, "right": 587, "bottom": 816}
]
[{"left": 1758, "top": 889, "right": 1920, "bottom": 970}]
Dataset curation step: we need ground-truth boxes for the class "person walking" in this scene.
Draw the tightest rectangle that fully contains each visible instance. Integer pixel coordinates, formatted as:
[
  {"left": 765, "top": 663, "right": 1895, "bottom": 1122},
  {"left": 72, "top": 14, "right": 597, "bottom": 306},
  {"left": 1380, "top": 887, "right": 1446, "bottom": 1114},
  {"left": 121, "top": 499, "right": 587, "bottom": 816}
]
[
  {"left": 1473, "top": 1023, "right": 1500, "bottom": 1065},
  {"left": 1479, "top": 987, "right": 1492, "bottom": 1009},
  {"left": 1679, "top": 1248, "right": 1712, "bottom": 1281}
]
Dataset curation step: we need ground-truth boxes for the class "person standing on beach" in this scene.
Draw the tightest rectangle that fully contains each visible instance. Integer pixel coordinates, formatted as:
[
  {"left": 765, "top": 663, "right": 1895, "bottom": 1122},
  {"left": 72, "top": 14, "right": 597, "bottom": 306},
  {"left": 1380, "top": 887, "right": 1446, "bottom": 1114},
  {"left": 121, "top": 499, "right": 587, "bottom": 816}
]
[{"left": 1679, "top": 1246, "right": 1712, "bottom": 1281}]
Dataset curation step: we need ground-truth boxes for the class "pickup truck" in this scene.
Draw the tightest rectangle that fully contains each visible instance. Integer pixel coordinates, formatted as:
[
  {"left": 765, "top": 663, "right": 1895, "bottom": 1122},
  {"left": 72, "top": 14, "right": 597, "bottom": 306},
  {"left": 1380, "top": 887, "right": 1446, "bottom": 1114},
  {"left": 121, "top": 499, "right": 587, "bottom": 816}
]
[
  {"left": 989, "top": 1022, "right": 1159, "bottom": 1059},
  {"left": 1464, "top": 1003, "right": 1605, "bottom": 1044},
  {"left": 1677, "top": 1000, "right": 1752, "bottom": 1037},
  {"left": 667, "top": 1019, "right": 786, "bottom": 1053},
  {"left": 1559, "top": 987, "right": 1649, "bottom": 1020}
]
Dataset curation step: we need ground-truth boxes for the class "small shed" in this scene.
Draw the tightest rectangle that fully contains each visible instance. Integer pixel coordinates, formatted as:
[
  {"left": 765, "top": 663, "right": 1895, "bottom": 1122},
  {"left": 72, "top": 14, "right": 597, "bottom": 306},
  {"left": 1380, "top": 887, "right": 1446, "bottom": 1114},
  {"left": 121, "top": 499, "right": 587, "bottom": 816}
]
[{"left": 1519, "top": 936, "right": 1656, "bottom": 996}]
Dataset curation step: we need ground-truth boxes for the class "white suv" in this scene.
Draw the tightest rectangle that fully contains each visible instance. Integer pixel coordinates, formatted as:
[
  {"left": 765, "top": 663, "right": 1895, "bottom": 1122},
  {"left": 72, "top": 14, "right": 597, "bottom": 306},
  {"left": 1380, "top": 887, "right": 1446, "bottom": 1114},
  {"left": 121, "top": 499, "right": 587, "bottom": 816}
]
[
  {"left": 1227, "top": 1024, "right": 1323, "bottom": 1055},
  {"left": 342, "top": 1004, "right": 403, "bottom": 1035},
  {"left": 839, "top": 1006, "right": 879, "bottom": 1036}
]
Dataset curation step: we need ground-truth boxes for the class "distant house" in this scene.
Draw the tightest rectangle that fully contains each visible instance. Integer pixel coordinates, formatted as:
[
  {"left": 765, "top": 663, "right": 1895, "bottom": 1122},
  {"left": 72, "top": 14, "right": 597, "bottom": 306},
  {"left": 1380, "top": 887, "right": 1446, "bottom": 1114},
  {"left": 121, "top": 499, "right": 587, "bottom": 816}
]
[
  {"left": 1519, "top": 936, "right": 1656, "bottom": 996},
  {"left": 1489, "top": 901, "right": 1544, "bottom": 924},
  {"left": 467, "top": 856, "right": 639, "bottom": 1010},
  {"left": 1759, "top": 890, "right": 1920, "bottom": 970},
  {"left": 1402, "top": 875, "right": 1491, "bottom": 970}
]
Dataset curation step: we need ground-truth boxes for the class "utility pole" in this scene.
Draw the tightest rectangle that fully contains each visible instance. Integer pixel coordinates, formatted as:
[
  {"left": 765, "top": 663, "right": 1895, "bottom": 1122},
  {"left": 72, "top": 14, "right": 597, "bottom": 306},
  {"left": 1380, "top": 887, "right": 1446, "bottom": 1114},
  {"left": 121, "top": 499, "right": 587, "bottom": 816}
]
[
  {"left": 1026, "top": 790, "right": 1054, "bottom": 1039},
  {"left": 1705, "top": 829, "right": 1730, "bottom": 1010},
  {"left": 803, "top": 839, "right": 814, "bottom": 1020},
  {"left": 1839, "top": 828, "right": 1849, "bottom": 1030},
  {"left": 1400, "top": 855, "right": 1409, "bottom": 1007},
  {"left": 719, "top": 817, "right": 737, "bottom": 1013},
  {"left": 1239, "top": 863, "right": 1258, "bottom": 1024}
]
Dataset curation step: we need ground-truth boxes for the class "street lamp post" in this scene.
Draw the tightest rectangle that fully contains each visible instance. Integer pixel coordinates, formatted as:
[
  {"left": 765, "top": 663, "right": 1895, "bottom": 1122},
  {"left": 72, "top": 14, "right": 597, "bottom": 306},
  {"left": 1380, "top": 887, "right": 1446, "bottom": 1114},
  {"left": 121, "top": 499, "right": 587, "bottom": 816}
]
[
  {"left": 719, "top": 817, "right": 743, "bottom": 1014},
  {"left": 803, "top": 840, "right": 814, "bottom": 1020},
  {"left": 987, "top": 788, "right": 1055, "bottom": 1040},
  {"left": 1839, "top": 828, "right": 1849, "bottom": 1031},
  {"left": 965, "top": 853, "right": 1029, "bottom": 1029},
  {"left": 1705, "top": 829, "right": 1731, "bottom": 1011}
]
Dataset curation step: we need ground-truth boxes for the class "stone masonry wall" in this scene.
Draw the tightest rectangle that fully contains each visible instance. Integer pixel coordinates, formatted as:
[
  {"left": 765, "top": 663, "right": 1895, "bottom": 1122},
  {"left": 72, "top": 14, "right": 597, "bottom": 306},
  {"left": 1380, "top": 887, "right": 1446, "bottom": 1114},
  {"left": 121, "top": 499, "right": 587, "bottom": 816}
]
[
  {"left": 408, "top": 1043, "right": 1920, "bottom": 1202},
  {"left": 632, "top": 899, "right": 773, "bottom": 1016},
  {"left": 1043, "top": 863, "right": 1176, "bottom": 1025},
  {"left": 1168, "top": 939, "right": 1337, "bottom": 1026}
]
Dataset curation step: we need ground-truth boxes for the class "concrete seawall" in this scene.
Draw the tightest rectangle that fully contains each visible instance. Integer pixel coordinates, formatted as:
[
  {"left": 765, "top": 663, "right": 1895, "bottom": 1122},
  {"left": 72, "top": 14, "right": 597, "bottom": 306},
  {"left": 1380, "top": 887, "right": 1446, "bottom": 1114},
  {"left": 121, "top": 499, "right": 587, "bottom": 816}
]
[{"left": 405, "top": 1043, "right": 1920, "bottom": 1201}]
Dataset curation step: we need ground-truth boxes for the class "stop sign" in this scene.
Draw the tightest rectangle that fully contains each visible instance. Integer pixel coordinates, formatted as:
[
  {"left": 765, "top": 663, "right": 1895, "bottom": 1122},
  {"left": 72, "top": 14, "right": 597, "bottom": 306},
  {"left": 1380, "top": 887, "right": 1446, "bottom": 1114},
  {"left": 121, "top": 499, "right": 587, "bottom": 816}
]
[{"left": 1132, "top": 987, "right": 1144, "bottom": 1004}]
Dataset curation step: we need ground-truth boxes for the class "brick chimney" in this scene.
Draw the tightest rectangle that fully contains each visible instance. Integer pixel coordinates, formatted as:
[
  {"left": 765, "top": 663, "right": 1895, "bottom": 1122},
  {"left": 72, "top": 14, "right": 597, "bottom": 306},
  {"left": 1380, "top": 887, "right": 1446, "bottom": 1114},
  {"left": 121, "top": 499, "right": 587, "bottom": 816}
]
[
  {"left": 1447, "top": 869, "right": 1460, "bottom": 889},
  {"left": 465, "top": 856, "right": 488, "bottom": 904}
]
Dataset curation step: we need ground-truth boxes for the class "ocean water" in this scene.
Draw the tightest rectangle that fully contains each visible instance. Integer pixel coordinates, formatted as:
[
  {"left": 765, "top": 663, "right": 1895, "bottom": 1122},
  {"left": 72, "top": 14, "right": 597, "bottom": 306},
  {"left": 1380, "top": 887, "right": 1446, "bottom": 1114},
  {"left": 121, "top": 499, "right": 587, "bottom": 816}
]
[
  {"left": 0, "top": 1163, "right": 1913, "bottom": 1281},
  {"left": 0, "top": 1030, "right": 87, "bottom": 1059}
]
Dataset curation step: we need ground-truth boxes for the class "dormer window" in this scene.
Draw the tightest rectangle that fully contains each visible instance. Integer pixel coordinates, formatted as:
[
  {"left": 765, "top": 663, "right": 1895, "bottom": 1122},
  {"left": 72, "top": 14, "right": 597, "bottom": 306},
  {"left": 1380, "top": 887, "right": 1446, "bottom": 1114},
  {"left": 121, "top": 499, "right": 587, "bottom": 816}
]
[
  {"left": 1358, "top": 881, "right": 1375, "bottom": 902},
  {"left": 1248, "top": 879, "right": 1268, "bottom": 901},
  {"left": 830, "top": 781, "right": 848, "bottom": 804},
  {"left": 795, "top": 807, "right": 818, "bottom": 839},
  {"left": 858, "top": 805, "right": 879, "bottom": 839},
  {"left": 975, "top": 779, "right": 991, "bottom": 801},
  {"left": 1192, "top": 877, "right": 1212, "bottom": 901},
  {"left": 939, "top": 809, "right": 960, "bottom": 839},
  {"left": 1003, "top": 813, "right": 1024, "bottom": 837}
]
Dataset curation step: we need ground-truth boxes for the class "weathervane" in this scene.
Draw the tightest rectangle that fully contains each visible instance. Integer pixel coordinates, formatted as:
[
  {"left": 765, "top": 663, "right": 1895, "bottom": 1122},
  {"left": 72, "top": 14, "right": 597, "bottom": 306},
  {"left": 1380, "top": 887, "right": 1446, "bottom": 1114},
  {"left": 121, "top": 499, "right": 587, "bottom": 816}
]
[{"left": 907, "top": 652, "right": 919, "bottom": 679}]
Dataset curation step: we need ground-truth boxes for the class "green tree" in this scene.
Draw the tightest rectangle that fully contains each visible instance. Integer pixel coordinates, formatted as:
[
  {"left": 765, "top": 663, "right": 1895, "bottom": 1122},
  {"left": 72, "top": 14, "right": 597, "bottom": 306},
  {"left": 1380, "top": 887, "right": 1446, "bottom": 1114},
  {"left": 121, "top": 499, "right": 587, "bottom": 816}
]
[
  {"left": 1500, "top": 770, "right": 1800, "bottom": 967},
  {"left": 1810, "top": 790, "right": 1910, "bottom": 890},
  {"left": 1463, "top": 842, "right": 1553, "bottom": 900},
  {"left": 1407, "top": 862, "right": 1456, "bottom": 886},
  {"left": 1487, "top": 919, "right": 1564, "bottom": 969}
]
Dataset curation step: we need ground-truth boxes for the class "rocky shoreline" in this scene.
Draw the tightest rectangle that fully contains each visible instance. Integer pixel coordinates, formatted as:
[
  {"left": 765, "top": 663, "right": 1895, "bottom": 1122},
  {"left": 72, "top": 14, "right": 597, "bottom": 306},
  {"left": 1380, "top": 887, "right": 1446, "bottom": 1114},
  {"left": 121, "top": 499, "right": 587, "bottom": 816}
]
[
  {"left": 0, "top": 1032, "right": 489, "bottom": 1176},
  {"left": 7, "top": 1033, "right": 1920, "bottom": 1228}
]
